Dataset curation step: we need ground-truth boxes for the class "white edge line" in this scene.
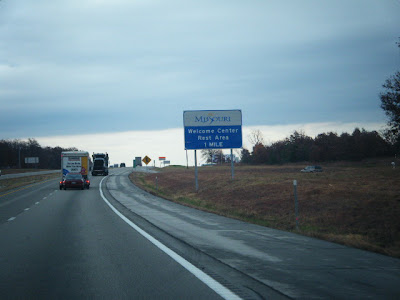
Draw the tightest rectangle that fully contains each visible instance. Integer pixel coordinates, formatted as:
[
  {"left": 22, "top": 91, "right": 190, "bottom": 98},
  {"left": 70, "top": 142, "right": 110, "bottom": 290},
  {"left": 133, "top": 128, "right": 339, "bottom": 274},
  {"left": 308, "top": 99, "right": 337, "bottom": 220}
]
[{"left": 99, "top": 176, "right": 241, "bottom": 300}]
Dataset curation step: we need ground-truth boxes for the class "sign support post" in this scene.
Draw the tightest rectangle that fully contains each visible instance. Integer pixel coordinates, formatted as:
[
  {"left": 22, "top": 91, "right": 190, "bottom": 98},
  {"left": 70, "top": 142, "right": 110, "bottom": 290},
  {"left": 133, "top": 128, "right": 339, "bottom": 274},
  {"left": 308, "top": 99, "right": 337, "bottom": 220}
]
[
  {"left": 231, "top": 149, "right": 234, "bottom": 180},
  {"left": 194, "top": 150, "right": 199, "bottom": 191},
  {"left": 142, "top": 156, "right": 152, "bottom": 172}
]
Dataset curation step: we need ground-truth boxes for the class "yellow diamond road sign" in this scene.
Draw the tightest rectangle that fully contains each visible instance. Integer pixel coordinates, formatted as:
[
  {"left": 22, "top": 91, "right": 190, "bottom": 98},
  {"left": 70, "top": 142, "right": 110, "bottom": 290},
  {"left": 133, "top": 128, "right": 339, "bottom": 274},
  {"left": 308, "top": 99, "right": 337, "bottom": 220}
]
[{"left": 142, "top": 156, "right": 151, "bottom": 165}]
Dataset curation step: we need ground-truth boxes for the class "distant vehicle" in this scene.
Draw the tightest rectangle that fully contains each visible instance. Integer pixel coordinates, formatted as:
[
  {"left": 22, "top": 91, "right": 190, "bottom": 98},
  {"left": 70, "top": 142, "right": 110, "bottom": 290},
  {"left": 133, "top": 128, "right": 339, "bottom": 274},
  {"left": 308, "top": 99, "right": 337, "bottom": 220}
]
[
  {"left": 301, "top": 165, "right": 323, "bottom": 173},
  {"left": 92, "top": 153, "right": 109, "bottom": 176},
  {"left": 60, "top": 173, "right": 89, "bottom": 190},
  {"left": 61, "top": 151, "right": 90, "bottom": 181},
  {"left": 114, "top": 164, "right": 119, "bottom": 168},
  {"left": 120, "top": 163, "right": 126, "bottom": 168},
  {"left": 134, "top": 157, "right": 142, "bottom": 167}
]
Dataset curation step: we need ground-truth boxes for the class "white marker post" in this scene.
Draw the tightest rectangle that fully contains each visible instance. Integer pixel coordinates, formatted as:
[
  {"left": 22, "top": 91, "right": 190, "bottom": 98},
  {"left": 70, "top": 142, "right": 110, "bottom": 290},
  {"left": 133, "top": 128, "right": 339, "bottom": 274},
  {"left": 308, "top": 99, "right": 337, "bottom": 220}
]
[{"left": 293, "top": 180, "right": 299, "bottom": 230}]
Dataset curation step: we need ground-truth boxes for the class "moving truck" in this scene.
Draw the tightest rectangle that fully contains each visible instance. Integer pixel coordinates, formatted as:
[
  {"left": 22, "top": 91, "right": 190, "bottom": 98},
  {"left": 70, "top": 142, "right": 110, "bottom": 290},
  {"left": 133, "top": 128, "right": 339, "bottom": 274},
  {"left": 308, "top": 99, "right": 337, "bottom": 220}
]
[{"left": 61, "top": 151, "right": 90, "bottom": 180}]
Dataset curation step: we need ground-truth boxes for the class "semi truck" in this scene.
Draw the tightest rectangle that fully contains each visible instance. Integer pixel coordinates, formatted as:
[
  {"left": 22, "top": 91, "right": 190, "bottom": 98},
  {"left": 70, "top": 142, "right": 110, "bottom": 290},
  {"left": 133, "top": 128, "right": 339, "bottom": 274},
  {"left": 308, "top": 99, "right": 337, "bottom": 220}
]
[
  {"left": 61, "top": 151, "right": 90, "bottom": 180},
  {"left": 134, "top": 157, "right": 142, "bottom": 167},
  {"left": 92, "top": 153, "right": 109, "bottom": 176}
]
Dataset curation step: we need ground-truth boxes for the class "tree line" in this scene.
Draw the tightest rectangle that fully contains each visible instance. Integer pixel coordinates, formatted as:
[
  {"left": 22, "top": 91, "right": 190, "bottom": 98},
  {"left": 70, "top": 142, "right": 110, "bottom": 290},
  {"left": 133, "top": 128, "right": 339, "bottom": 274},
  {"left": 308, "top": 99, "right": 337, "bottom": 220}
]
[
  {"left": 0, "top": 138, "right": 77, "bottom": 169},
  {"left": 240, "top": 128, "right": 394, "bottom": 165}
]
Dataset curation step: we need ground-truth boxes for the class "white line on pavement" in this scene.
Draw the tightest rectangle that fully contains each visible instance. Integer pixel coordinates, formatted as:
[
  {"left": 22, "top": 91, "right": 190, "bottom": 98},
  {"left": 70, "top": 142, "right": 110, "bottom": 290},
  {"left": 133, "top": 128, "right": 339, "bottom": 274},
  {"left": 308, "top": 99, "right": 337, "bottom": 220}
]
[{"left": 99, "top": 176, "right": 241, "bottom": 300}]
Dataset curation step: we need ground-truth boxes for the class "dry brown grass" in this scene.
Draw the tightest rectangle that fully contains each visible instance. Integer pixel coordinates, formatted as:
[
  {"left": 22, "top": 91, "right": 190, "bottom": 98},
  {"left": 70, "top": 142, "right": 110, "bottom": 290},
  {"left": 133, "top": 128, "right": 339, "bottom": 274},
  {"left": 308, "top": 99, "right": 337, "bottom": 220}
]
[
  {"left": 0, "top": 173, "right": 59, "bottom": 194},
  {"left": 0, "top": 169, "right": 54, "bottom": 175},
  {"left": 130, "top": 159, "right": 400, "bottom": 258}
]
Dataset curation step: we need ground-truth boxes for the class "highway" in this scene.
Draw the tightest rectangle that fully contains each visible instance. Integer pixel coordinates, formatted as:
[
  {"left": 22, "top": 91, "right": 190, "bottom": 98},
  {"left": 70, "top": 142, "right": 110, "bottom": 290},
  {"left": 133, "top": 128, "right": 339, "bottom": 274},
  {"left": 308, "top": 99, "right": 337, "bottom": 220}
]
[
  {"left": 1, "top": 168, "right": 399, "bottom": 299},
  {"left": 0, "top": 170, "right": 228, "bottom": 299}
]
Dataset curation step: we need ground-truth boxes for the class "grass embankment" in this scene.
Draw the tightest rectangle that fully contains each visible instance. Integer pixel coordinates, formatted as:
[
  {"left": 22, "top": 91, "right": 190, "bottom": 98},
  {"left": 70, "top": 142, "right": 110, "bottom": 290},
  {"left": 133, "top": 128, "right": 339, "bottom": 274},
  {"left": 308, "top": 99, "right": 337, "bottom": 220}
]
[
  {"left": 0, "top": 171, "right": 59, "bottom": 194},
  {"left": 0, "top": 169, "right": 54, "bottom": 175},
  {"left": 129, "top": 160, "right": 400, "bottom": 258}
]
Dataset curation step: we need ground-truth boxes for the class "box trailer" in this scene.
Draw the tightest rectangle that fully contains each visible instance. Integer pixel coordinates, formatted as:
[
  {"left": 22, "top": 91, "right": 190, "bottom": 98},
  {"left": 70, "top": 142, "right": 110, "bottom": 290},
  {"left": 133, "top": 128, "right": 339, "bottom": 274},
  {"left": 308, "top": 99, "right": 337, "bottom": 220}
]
[{"left": 61, "top": 151, "right": 90, "bottom": 180}]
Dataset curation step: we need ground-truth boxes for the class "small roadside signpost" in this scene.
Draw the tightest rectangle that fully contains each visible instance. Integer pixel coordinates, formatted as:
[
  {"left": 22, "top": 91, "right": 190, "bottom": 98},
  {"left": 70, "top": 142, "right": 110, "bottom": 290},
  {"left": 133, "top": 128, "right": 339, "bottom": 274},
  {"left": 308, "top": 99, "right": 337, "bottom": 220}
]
[
  {"left": 142, "top": 156, "right": 151, "bottom": 165},
  {"left": 183, "top": 110, "right": 242, "bottom": 191},
  {"left": 159, "top": 157, "right": 166, "bottom": 167},
  {"left": 142, "top": 156, "right": 152, "bottom": 172}
]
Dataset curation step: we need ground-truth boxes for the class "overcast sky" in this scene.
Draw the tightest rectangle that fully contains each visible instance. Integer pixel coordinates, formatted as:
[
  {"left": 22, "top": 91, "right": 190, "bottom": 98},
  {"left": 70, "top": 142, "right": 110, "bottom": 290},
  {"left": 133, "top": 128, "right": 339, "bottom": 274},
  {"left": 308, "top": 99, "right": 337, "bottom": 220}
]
[{"left": 1, "top": 0, "right": 399, "bottom": 165}]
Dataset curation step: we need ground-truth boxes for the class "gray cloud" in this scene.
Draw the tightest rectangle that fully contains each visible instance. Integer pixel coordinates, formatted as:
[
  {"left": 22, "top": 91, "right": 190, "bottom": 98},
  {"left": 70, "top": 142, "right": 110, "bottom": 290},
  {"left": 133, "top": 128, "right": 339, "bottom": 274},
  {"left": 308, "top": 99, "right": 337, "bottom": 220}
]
[{"left": 0, "top": 0, "right": 399, "bottom": 139}]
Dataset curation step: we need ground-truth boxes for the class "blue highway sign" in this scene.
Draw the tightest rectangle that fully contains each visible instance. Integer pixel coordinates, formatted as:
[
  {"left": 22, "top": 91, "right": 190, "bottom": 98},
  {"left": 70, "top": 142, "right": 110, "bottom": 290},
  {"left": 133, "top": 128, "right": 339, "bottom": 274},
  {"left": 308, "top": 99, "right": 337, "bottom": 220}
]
[{"left": 183, "top": 110, "right": 242, "bottom": 150}]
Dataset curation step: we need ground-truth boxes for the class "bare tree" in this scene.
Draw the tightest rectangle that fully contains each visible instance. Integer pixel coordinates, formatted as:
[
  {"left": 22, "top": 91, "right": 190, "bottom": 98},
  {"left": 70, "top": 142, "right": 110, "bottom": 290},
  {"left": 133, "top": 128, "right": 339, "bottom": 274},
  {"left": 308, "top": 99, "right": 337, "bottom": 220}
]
[
  {"left": 201, "top": 149, "right": 223, "bottom": 164},
  {"left": 248, "top": 129, "right": 265, "bottom": 146},
  {"left": 380, "top": 38, "right": 400, "bottom": 147}
]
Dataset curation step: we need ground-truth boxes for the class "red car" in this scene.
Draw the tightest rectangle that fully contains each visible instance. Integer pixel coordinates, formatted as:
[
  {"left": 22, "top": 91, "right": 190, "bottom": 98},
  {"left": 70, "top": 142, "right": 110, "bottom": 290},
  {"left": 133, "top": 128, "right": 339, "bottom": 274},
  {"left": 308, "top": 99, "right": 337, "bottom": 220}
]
[{"left": 60, "top": 173, "right": 90, "bottom": 190}]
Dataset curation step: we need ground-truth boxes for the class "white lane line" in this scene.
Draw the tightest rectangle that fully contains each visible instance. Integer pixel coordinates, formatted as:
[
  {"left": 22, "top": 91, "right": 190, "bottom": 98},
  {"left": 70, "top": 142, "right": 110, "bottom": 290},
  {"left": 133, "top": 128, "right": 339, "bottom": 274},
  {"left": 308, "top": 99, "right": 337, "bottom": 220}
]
[
  {"left": 24, "top": 208, "right": 30, "bottom": 211},
  {"left": 8, "top": 217, "right": 16, "bottom": 221},
  {"left": 99, "top": 177, "right": 241, "bottom": 300},
  {"left": 35, "top": 202, "right": 40, "bottom": 205}
]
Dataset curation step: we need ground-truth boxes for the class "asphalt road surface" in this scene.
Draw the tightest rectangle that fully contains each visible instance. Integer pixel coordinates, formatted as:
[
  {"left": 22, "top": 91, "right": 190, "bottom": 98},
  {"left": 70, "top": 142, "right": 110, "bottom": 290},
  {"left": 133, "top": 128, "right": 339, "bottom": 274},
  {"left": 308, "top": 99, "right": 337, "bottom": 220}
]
[
  {"left": 1, "top": 168, "right": 399, "bottom": 299},
  {"left": 0, "top": 172, "right": 228, "bottom": 299}
]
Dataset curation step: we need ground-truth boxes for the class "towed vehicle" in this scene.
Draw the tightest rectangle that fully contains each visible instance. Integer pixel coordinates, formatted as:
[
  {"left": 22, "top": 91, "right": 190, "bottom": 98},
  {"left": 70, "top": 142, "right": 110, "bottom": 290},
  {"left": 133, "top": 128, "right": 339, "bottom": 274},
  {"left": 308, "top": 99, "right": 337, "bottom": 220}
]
[
  {"left": 60, "top": 173, "right": 90, "bottom": 190},
  {"left": 301, "top": 165, "right": 323, "bottom": 173}
]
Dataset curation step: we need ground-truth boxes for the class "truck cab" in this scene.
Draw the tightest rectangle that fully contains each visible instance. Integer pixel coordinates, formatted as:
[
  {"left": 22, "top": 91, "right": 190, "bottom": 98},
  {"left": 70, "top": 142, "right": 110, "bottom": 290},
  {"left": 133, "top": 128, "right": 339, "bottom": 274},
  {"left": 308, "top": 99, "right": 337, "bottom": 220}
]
[{"left": 91, "top": 153, "right": 109, "bottom": 176}]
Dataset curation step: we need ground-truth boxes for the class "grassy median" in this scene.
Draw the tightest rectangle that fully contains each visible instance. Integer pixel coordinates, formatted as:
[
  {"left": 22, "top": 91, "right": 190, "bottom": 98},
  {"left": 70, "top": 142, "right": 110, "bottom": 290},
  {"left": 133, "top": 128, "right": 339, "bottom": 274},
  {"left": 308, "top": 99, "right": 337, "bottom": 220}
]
[
  {"left": 0, "top": 171, "right": 59, "bottom": 193},
  {"left": 130, "top": 160, "right": 400, "bottom": 258}
]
